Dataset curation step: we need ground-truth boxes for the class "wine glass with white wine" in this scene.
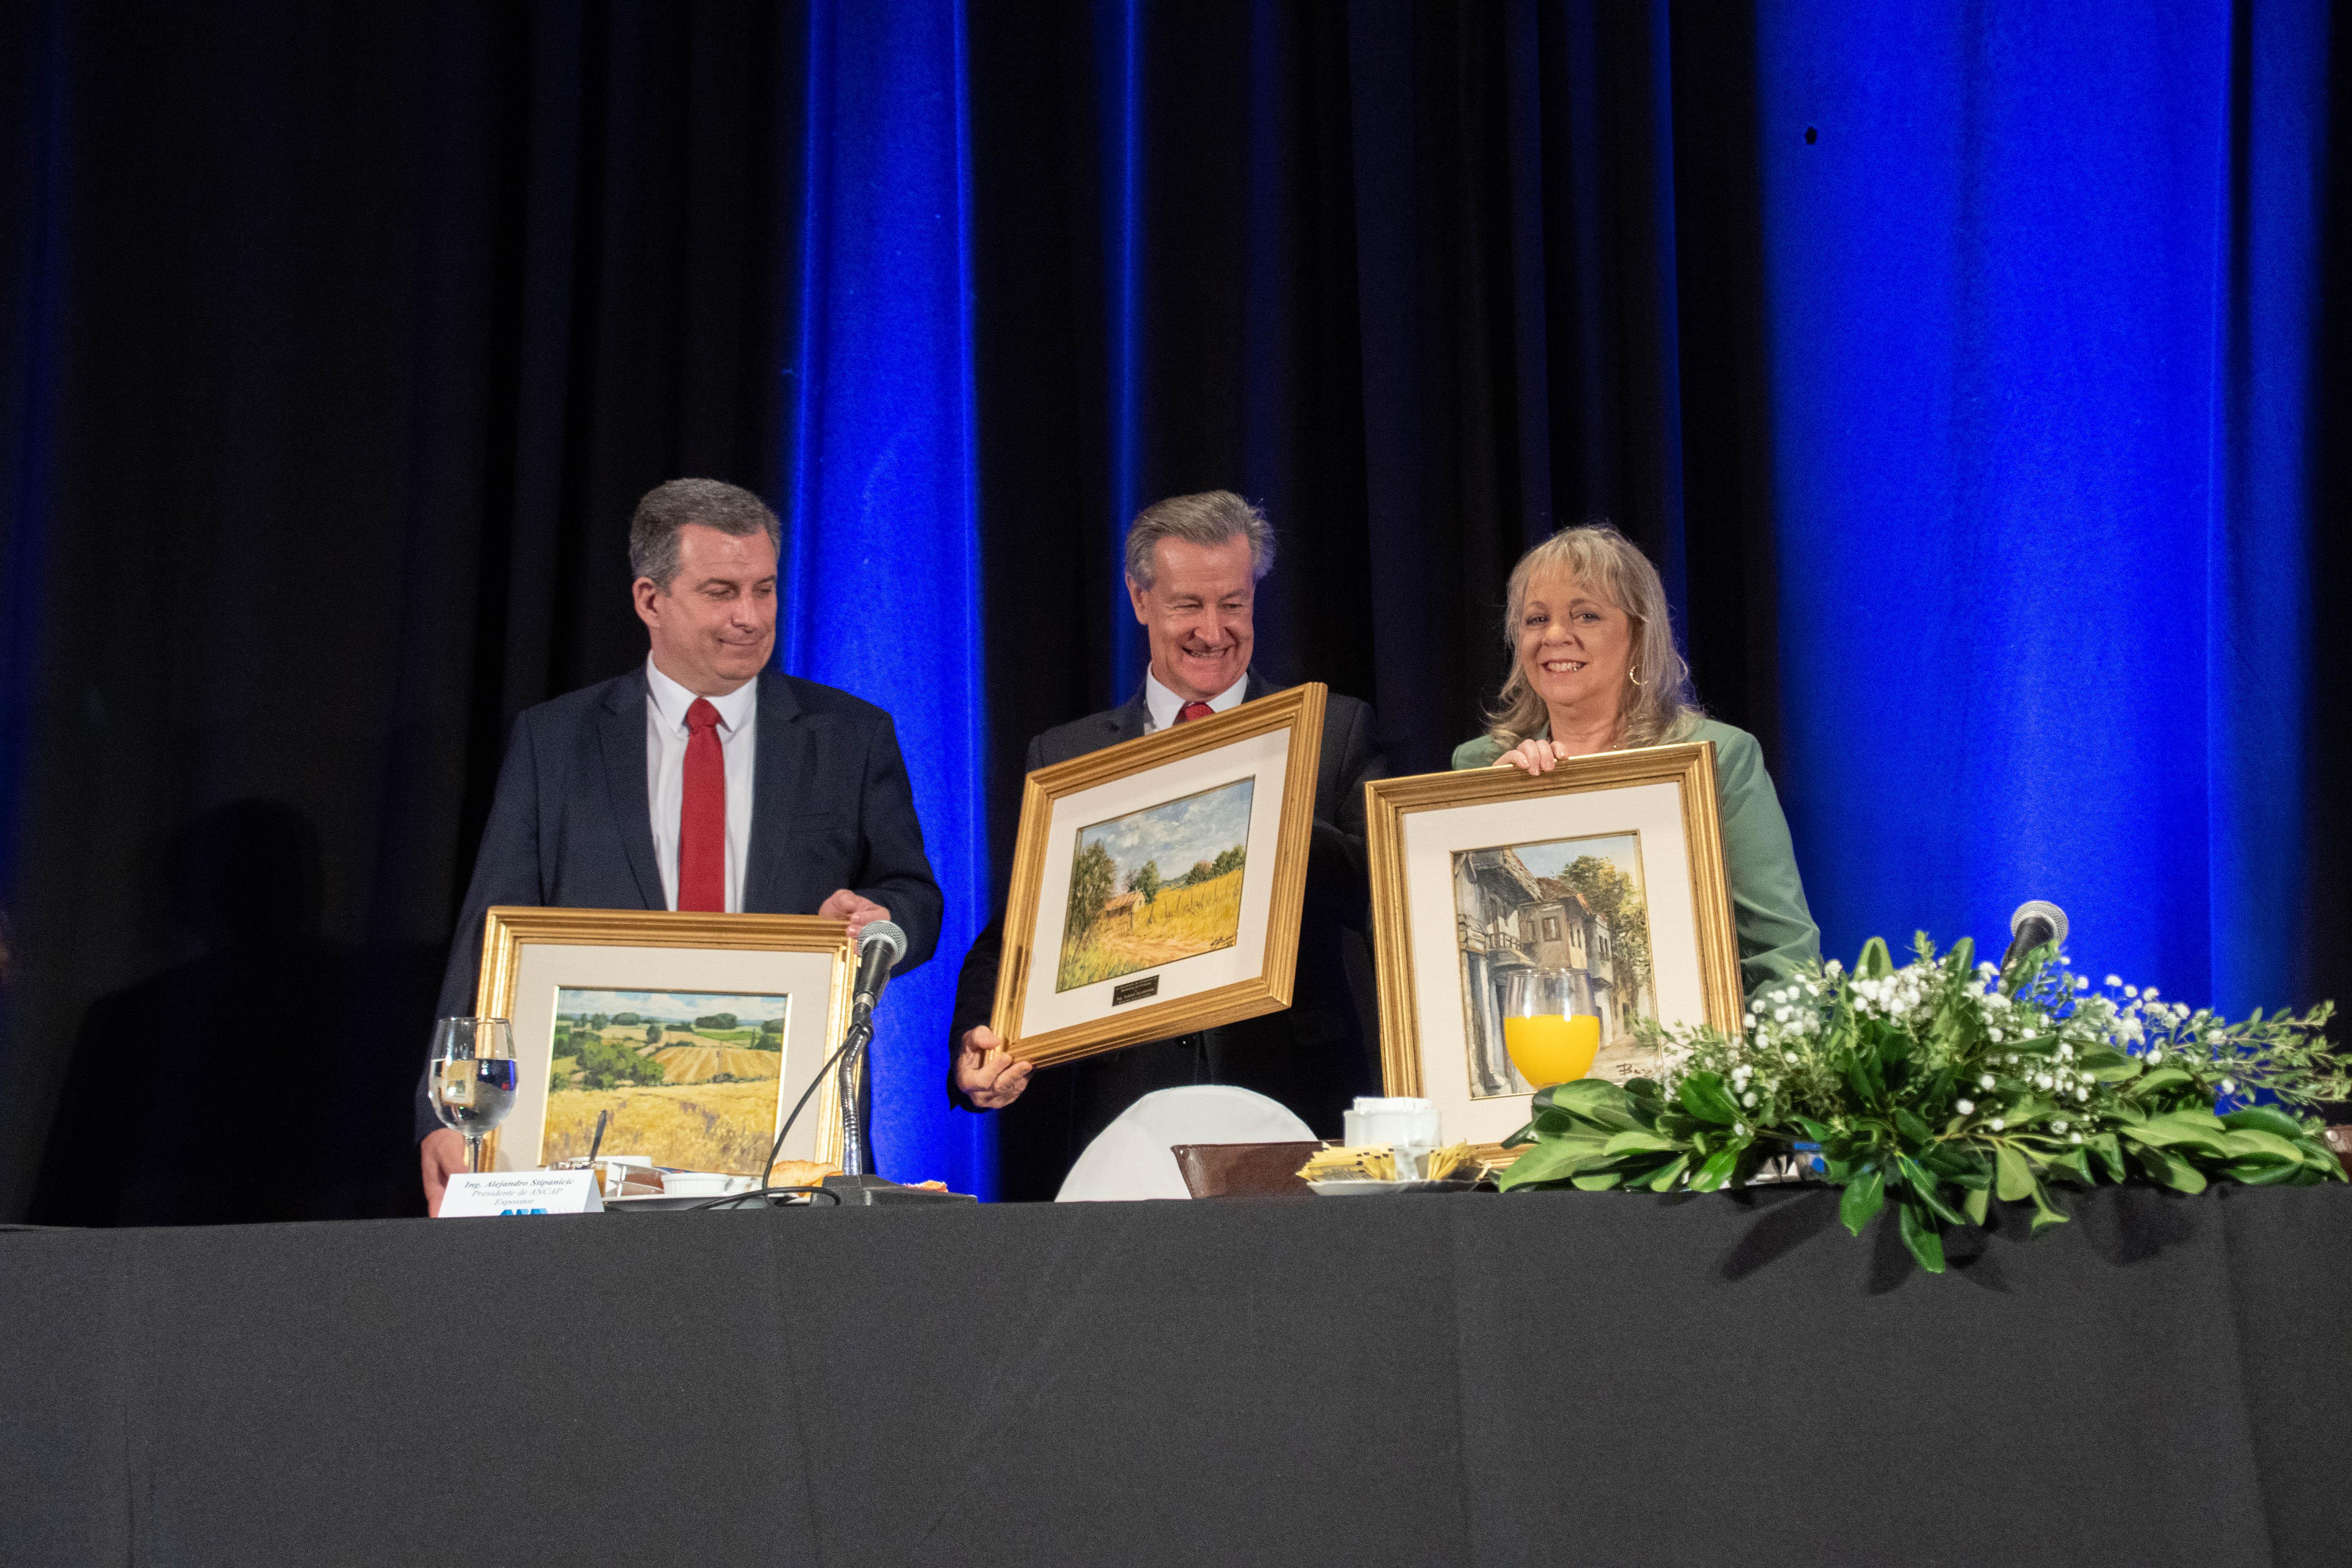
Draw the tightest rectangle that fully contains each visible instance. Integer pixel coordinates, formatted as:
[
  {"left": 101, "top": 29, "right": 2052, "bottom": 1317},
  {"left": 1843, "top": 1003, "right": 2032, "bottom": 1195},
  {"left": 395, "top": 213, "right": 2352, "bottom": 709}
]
[{"left": 427, "top": 1018, "right": 519, "bottom": 1174}]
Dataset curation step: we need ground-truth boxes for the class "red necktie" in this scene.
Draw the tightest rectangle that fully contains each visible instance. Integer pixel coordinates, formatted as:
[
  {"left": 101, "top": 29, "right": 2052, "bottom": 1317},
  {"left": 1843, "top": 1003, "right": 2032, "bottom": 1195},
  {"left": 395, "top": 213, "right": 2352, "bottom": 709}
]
[
  {"left": 1176, "top": 701, "right": 1215, "bottom": 724},
  {"left": 679, "top": 698, "right": 725, "bottom": 912}
]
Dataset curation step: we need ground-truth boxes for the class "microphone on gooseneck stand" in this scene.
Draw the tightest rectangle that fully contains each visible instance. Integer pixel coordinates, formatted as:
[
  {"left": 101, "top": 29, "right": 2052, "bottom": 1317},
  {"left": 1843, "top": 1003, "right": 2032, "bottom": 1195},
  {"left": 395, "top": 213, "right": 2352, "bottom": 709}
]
[
  {"left": 2000, "top": 900, "right": 2070, "bottom": 981},
  {"left": 849, "top": 920, "right": 908, "bottom": 1024}
]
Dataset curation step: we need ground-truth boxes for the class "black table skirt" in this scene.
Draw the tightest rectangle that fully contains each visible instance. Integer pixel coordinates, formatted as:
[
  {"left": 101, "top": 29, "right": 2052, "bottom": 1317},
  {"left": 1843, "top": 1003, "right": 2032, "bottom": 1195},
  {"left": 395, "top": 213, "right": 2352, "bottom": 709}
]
[{"left": 3, "top": 1184, "right": 2347, "bottom": 1567}]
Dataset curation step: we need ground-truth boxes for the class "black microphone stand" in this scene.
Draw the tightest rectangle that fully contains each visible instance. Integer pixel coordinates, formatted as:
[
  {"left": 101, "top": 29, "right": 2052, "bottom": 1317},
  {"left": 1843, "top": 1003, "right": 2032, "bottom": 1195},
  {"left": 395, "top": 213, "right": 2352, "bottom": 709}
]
[{"left": 819, "top": 1002, "right": 974, "bottom": 1208}]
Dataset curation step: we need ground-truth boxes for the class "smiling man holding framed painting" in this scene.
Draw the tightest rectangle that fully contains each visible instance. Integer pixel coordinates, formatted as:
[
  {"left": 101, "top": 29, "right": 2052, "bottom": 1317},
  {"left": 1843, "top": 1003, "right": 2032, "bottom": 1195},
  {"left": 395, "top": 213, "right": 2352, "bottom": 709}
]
[
  {"left": 414, "top": 479, "right": 942, "bottom": 1213},
  {"left": 946, "top": 491, "right": 1387, "bottom": 1195}
]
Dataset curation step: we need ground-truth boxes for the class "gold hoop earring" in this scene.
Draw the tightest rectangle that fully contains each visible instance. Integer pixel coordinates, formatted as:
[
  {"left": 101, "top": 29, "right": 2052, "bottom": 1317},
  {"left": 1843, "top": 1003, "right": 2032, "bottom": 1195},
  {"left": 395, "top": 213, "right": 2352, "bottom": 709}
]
[{"left": 1629, "top": 672, "right": 1647, "bottom": 688}]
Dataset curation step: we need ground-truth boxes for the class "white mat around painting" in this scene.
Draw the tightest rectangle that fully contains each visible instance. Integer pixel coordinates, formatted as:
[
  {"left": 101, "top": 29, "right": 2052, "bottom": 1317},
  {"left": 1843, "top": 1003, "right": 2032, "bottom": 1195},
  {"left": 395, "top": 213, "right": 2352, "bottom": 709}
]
[{"left": 1054, "top": 1085, "right": 1315, "bottom": 1203}]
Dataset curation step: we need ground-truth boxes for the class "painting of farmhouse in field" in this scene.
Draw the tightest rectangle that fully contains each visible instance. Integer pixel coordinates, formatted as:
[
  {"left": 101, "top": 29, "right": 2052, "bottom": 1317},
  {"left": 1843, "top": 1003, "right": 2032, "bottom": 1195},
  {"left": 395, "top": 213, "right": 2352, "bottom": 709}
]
[
  {"left": 1058, "top": 779, "right": 1254, "bottom": 992},
  {"left": 539, "top": 989, "right": 789, "bottom": 1174},
  {"left": 1451, "top": 832, "right": 1659, "bottom": 1099}
]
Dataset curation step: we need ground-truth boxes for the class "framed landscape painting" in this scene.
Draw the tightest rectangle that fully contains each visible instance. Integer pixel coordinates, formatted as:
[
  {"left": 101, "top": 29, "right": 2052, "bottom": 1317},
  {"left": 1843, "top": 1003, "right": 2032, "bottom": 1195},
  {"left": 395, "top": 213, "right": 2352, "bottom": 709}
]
[
  {"left": 1365, "top": 743, "right": 1742, "bottom": 1161},
  {"left": 469, "top": 908, "right": 853, "bottom": 1176},
  {"left": 992, "top": 684, "right": 1326, "bottom": 1067}
]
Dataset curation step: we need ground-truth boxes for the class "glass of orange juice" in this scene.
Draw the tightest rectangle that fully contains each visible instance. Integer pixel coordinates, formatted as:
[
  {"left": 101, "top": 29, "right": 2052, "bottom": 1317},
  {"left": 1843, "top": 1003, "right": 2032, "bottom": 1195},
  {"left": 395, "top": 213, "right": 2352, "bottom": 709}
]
[{"left": 1499, "top": 967, "right": 1601, "bottom": 1089}]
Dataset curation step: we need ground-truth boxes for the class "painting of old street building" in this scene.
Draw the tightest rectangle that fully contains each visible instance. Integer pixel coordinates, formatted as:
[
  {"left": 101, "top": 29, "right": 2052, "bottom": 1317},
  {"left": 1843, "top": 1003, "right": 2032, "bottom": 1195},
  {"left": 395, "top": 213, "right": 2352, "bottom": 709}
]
[{"left": 1450, "top": 832, "right": 1659, "bottom": 1098}]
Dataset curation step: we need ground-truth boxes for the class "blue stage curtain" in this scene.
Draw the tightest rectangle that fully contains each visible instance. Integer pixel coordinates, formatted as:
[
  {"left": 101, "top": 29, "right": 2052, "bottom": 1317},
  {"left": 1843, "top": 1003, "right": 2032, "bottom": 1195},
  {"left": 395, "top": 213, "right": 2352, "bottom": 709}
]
[
  {"left": 1757, "top": 0, "right": 2330, "bottom": 1011},
  {"left": 781, "top": 0, "right": 994, "bottom": 1195}
]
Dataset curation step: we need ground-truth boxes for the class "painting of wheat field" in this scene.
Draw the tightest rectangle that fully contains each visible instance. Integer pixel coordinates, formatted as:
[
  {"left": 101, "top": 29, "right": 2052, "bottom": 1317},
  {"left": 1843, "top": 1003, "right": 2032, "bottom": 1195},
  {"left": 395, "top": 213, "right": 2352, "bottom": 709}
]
[
  {"left": 1057, "top": 779, "right": 1253, "bottom": 992},
  {"left": 539, "top": 988, "right": 790, "bottom": 1173}
]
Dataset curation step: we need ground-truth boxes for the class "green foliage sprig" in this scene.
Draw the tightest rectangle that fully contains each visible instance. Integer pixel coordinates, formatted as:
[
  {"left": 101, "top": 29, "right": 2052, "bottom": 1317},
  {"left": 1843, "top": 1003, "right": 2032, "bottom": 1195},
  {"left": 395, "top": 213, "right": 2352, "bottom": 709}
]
[{"left": 1495, "top": 934, "right": 2349, "bottom": 1273}]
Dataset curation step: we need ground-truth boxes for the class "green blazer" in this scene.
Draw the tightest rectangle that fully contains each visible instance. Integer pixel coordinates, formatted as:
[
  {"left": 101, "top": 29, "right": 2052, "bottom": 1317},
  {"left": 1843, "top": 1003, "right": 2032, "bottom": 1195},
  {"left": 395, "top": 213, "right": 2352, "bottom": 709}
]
[{"left": 1451, "top": 718, "right": 1820, "bottom": 996}]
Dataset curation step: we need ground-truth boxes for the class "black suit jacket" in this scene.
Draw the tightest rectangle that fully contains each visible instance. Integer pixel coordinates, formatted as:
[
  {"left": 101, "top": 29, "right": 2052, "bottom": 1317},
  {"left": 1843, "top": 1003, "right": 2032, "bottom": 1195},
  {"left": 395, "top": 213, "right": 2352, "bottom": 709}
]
[
  {"left": 947, "top": 674, "right": 1386, "bottom": 1195},
  {"left": 415, "top": 665, "right": 942, "bottom": 1142}
]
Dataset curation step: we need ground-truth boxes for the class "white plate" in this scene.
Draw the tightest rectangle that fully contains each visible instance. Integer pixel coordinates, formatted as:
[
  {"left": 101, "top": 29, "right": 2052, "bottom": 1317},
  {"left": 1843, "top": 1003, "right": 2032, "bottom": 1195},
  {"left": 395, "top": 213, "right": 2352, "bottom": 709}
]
[{"left": 1305, "top": 1178, "right": 1478, "bottom": 1198}]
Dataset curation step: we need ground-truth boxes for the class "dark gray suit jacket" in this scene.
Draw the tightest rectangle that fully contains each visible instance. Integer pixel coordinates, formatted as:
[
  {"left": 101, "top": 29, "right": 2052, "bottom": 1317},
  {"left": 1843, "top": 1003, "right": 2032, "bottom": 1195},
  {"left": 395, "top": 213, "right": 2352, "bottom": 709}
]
[
  {"left": 947, "top": 674, "right": 1386, "bottom": 1193},
  {"left": 415, "top": 665, "right": 942, "bottom": 1143}
]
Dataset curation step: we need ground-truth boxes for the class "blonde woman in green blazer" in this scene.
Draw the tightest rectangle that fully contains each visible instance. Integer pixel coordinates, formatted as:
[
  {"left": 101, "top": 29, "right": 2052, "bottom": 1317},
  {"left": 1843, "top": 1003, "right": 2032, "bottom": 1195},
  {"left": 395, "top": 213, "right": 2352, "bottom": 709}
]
[{"left": 1451, "top": 525, "right": 1820, "bottom": 996}]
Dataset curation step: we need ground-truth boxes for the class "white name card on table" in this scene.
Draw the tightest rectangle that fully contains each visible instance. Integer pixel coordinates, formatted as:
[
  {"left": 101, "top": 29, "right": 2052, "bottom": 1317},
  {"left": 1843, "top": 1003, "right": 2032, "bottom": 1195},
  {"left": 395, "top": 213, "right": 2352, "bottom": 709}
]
[{"left": 438, "top": 1171, "right": 603, "bottom": 1217}]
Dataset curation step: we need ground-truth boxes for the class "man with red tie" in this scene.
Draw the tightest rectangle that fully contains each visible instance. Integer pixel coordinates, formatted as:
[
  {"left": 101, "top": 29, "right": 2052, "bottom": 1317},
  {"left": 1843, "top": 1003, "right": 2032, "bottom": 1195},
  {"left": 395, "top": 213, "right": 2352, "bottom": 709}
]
[
  {"left": 946, "top": 491, "right": 1386, "bottom": 1196},
  {"left": 416, "top": 479, "right": 941, "bottom": 1211}
]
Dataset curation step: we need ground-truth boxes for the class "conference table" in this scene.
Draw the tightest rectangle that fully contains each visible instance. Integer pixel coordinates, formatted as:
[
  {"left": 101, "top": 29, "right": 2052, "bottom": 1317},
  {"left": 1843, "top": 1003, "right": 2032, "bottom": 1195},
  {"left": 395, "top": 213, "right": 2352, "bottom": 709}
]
[{"left": 4, "top": 1184, "right": 2346, "bottom": 1566}]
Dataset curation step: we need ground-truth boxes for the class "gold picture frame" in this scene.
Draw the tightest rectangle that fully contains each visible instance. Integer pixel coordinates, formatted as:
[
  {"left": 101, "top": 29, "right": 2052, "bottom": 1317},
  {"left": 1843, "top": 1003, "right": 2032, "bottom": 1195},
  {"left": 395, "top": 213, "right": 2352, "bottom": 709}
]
[
  {"left": 471, "top": 907, "right": 854, "bottom": 1174},
  {"left": 1365, "top": 742, "right": 1742, "bottom": 1164},
  {"left": 992, "top": 683, "right": 1328, "bottom": 1067}
]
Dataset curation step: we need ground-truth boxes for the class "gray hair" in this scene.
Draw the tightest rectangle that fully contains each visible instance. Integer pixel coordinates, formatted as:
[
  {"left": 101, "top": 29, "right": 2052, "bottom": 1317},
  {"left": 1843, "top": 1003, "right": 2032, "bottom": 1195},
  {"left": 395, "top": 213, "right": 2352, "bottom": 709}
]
[
  {"left": 1484, "top": 523, "right": 1702, "bottom": 751},
  {"left": 628, "top": 478, "right": 781, "bottom": 591},
  {"left": 1122, "top": 490, "right": 1276, "bottom": 588}
]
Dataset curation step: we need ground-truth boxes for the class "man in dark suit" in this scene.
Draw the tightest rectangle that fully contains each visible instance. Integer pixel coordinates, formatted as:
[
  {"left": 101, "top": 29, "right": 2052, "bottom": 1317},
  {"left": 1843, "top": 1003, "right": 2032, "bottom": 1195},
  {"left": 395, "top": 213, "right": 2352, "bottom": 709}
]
[
  {"left": 417, "top": 479, "right": 941, "bottom": 1211},
  {"left": 949, "top": 491, "right": 1385, "bottom": 1196}
]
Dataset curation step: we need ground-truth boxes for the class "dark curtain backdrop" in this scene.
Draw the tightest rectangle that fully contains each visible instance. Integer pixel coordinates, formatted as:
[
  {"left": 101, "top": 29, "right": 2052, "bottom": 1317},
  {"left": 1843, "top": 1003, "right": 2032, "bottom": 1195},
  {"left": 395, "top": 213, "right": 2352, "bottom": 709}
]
[{"left": 2, "top": 2, "right": 2347, "bottom": 1220}]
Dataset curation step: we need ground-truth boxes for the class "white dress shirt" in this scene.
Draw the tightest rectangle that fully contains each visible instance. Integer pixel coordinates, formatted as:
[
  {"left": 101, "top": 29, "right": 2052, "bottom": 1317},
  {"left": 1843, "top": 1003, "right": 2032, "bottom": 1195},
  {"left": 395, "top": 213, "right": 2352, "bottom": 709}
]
[
  {"left": 1143, "top": 668, "right": 1250, "bottom": 734},
  {"left": 645, "top": 656, "right": 758, "bottom": 912}
]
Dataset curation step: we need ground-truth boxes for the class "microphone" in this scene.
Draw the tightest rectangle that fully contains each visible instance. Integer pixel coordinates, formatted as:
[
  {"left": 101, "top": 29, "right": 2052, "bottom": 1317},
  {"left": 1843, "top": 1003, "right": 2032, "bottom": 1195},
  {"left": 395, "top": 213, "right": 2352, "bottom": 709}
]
[
  {"left": 1999, "top": 900, "right": 2069, "bottom": 976},
  {"left": 850, "top": 920, "right": 908, "bottom": 1019}
]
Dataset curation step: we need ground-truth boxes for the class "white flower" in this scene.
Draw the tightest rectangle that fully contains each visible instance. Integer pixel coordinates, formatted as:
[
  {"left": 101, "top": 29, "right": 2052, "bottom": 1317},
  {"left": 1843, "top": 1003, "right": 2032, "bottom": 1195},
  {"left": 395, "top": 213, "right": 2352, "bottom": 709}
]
[
  {"left": 1956, "top": 1099, "right": 1976, "bottom": 1116},
  {"left": 2075, "top": 1087, "right": 2090, "bottom": 1101},
  {"left": 2219, "top": 1078, "right": 2236, "bottom": 1094},
  {"left": 2144, "top": 987, "right": 2159, "bottom": 1000},
  {"left": 1824, "top": 959, "right": 1843, "bottom": 976},
  {"left": 1734, "top": 1122, "right": 1749, "bottom": 1136},
  {"left": 1990, "top": 1118, "right": 2006, "bottom": 1132},
  {"left": 1979, "top": 1074, "right": 1996, "bottom": 1091},
  {"left": 2074, "top": 976, "right": 2090, "bottom": 992},
  {"left": 2125, "top": 985, "right": 2139, "bottom": 998},
  {"left": 2035, "top": 1074, "right": 2054, "bottom": 1091},
  {"left": 2147, "top": 1047, "right": 2164, "bottom": 1062},
  {"left": 2105, "top": 974, "right": 2122, "bottom": 988},
  {"left": 2069, "top": 1132, "right": 2083, "bottom": 1144},
  {"left": 1990, "top": 1029, "right": 2006, "bottom": 1044},
  {"left": 2057, "top": 1044, "right": 2073, "bottom": 1061},
  {"left": 1784, "top": 1051, "right": 1799, "bottom": 1064}
]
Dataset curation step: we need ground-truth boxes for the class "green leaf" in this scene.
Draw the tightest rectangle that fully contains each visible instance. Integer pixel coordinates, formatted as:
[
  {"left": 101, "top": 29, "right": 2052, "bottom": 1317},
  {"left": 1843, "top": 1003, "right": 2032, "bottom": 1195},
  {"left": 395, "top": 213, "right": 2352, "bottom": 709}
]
[
  {"left": 1677, "top": 1073, "right": 1741, "bottom": 1127},
  {"left": 2046, "top": 1147, "right": 2094, "bottom": 1187},
  {"left": 1689, "top": 1145, "right": 1745, "bottom": 1193},
  {"left": 1501, "top": 1120, "right": 1537, "bottom": 1148},
  {"left": 2027, "top": 1183, "right": 2070, "bottom": 1236},
  {"left": 1963, "top": 1184, "right": 1990, "bottom": 1225},
  {"left": 1839, "top": 1166, "right": 1886, "bottom": 1237},
  {"left": 2086, "top": 1132, "right": 2128, "bottom": 1183},
  {"left": 1622, "top": 1078, "right": 1664, "bottom": 1105},
  {"left": 1857, "top": 936, "right": 1895, "bottom": 979},
  {"left": 1995, "top": 1146, "right": 2036, "bottom": 1202},
  {"left": 1569, "top": 1171, "right": 1623, "bottom": 1191},
  {"left": 1893, "top": 1108, "right": 1933, "bottom": 1147},
  {"left": 2129, "top": 1143, "right": 2209, "bottom": 1195},
  {"left": 2219, "top": 1129, "right": 2304, "bottom": 1165},
  {"left": 2077, "top": 1049, "right": 2140, "bottom": 1083},
  {"left": 1897, "top": 1156, "right": 1968, "bottom": 1226},
  {"left": 2131, "top": 1066, "right": 2194, "bottom": 1097},
  {"left": 1489, "top": 1135, "right": 1611, "bottom": 1188},
  {"left": 2226, "top": 1159, "right": 2306, "bottom": 1187},
  {"left": 1897, "top": 1198, "right": 1946, "bottom": 1274},
  {"left": 1533, "top": 1078, "right": 1646, "bottom": 1132},
  {"left": 2221, "top": 1105, "right": 2306, "bottom": 1140},
  {"left": 1947, "top": 936, "right": 1976, "bottom": 974},
  {"left": 1602, "top": 1128, "right": 1681, "bottom": 1157},
  {"left": 1643, "top": 1154, "right": 1690, "bottom": 1192}
]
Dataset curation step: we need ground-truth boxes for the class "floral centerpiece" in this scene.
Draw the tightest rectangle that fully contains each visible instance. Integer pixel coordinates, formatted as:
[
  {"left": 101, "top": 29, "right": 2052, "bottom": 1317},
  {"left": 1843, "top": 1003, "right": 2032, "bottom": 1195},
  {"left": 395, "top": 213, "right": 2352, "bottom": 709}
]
[{"left": 1495, "top": 934, "right": 2349, "bottom": 1273}]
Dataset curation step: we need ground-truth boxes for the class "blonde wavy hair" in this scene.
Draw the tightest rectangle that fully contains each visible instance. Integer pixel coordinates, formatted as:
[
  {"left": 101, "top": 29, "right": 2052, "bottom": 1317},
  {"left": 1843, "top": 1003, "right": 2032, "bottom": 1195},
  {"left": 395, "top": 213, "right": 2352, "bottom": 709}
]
[{"left": 1483, "top": 523, "right": 1702, "bottom": 751}]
